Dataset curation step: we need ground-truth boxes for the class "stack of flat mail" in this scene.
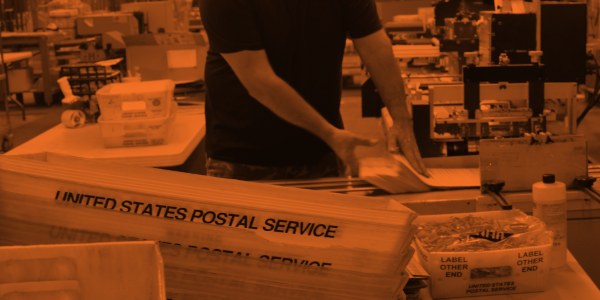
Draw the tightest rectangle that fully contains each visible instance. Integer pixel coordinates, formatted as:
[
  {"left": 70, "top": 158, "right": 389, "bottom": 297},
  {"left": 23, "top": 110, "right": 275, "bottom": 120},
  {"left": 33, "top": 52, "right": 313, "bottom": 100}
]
[
  {"left": 359, "top": 154, "right": 480, "bottom": 194},
  {"left": 0, "top": 152, "right": 419, "bottom": 300}
]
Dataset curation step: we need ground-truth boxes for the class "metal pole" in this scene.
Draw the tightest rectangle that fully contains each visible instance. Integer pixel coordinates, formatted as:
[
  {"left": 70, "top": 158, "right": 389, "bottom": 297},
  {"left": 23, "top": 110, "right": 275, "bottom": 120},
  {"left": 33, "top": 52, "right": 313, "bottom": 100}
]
[{"left": 0, "top": 0, "right": 14, "bottom": 151}]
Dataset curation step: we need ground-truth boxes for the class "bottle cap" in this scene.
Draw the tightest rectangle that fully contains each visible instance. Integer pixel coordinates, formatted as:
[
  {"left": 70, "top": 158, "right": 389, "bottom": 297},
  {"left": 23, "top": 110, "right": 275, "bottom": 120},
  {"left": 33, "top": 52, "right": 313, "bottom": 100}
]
[{"left": 542, "top": 174, "right": 555, "bottom": 184}]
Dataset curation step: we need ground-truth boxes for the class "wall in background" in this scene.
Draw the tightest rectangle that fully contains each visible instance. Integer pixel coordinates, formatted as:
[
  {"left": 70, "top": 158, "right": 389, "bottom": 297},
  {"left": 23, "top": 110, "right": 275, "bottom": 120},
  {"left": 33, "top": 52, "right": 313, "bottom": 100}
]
[{"left": 376, "top": 0, "right": 437, "bottom": 23}]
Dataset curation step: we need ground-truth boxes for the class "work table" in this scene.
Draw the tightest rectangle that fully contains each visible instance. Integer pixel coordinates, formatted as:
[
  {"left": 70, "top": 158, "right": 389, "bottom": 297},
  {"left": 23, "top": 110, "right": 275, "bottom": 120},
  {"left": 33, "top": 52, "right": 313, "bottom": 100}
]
[{"left": 6, "top": 108, "right": 205, "bottom": 167}]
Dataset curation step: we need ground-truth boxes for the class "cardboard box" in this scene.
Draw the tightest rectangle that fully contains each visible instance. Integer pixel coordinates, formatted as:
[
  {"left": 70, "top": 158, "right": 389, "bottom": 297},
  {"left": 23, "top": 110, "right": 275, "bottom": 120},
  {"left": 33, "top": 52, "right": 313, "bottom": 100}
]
[
  {"left": 0, "top": 241, "right": 166, "bottom": 300},
  {"left": 414, "top": 210, "right": 553, "bottom": 298},
  {"left": 76, "top": 13, "right": 139, "bottom": 37},
  {"left": 123, "top": 33, "right": 207, "bottom": 84}
]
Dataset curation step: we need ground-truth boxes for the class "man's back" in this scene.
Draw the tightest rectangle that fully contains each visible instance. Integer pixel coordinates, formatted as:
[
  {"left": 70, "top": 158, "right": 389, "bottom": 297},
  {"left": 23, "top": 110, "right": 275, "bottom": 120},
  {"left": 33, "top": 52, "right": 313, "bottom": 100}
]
[{"left": 201, "top": 0, "right": 381, "bottom": 166}]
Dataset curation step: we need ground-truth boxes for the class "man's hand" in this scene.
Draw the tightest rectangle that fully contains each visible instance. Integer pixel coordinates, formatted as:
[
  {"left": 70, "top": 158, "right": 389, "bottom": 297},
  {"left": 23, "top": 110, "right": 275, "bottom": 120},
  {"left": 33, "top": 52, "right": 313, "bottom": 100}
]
[
  {"left": 325, "top": 129, "right": 379, "bottom": 174},
  {"left": 353, "top": 29, "right": 430, "bottom": 178},
  {"left": 387, "top": 119, "right": 430, "bottom": 177}
]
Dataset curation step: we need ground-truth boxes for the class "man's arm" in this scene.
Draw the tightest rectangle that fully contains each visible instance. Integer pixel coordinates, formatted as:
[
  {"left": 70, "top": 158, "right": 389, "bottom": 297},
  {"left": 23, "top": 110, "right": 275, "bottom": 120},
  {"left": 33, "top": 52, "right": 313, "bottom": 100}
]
[
  {"left": 352, "top": 29, "right": 430, "bottom": 177},
  {"left": 221, "top": 50, "right": 377, "bottom": 171}
]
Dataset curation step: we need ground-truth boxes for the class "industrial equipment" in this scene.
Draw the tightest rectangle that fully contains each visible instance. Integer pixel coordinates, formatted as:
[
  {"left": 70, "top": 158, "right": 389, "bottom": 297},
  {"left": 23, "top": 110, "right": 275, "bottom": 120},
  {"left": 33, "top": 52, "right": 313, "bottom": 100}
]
[
  {"left": 363, "top": 2, "right": 587, "bottom": 159},
  {"left": 413, "top": 80, "right": 578, "bottom": 158}
]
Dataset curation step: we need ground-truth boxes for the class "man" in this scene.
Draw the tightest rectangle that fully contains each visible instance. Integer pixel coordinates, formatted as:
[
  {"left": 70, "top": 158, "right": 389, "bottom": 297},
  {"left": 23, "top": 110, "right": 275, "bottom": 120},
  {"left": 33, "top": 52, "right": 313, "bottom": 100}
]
[{"left": 200, "top": 0, "right": 429, "bottom": 180}]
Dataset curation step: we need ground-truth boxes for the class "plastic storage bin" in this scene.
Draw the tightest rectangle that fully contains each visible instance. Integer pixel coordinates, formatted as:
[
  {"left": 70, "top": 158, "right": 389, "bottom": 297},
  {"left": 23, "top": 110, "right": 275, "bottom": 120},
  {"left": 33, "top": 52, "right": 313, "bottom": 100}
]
[
  {"left": 98, "top": 101, "right": 178, "bottom": 148},
  {"left": 413, "top": 210, "right": 553, "bottom": 299},
  {"left": 96, "top": 79, "right": 175, "bottom": 121}
]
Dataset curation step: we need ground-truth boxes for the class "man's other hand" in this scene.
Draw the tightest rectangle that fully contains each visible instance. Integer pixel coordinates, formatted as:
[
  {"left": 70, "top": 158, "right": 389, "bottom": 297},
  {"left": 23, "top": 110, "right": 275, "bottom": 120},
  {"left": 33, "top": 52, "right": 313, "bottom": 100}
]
[
  {"left": 325, "top": 129, "right": 378, "bottom": 175},
  {"left": 387, "top": 119, "right": 430, "bottom": 177}
]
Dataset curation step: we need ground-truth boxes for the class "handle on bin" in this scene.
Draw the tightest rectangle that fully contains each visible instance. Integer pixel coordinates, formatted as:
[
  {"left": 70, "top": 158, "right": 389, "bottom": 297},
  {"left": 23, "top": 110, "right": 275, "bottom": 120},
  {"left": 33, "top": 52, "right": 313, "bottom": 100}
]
[
  {"left": 482, "top": 180, "right": 513, "bottom": 210},
  {"left": 573, "top": 176, "right": 600, "bottom": 205}
]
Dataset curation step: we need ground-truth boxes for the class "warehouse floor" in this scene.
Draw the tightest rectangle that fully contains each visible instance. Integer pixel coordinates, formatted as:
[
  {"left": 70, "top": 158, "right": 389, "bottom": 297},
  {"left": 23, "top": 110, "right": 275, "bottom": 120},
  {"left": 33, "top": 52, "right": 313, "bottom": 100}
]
[{"left": 1, "top": 88, "right": 599, "bottom": 289}]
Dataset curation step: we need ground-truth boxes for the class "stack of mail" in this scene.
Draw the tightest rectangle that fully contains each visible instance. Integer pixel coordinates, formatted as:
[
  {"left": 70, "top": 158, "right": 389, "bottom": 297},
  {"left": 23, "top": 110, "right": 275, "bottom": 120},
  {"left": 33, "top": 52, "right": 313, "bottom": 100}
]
[
  {"left": 359, "top": 154, "right": 480, "bottom": 194},
  {"left": 0, "top": 152, "right": 419, "bottom": 300}
]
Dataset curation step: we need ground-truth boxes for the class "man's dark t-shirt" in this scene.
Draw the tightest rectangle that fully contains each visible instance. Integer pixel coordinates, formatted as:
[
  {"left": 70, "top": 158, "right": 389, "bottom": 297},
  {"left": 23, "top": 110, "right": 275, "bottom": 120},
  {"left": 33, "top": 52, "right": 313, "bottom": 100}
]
[{"left": 200, "top": 0, "right": 382, "bottom": 166}]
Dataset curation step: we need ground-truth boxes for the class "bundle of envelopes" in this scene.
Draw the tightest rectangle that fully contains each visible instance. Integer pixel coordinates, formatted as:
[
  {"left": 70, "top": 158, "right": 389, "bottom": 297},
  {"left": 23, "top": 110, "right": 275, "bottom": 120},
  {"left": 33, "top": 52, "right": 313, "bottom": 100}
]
[
  {"left": 0, "top": 152, "right": 419, "bottom": 300},
  {"left": 359, "top": 154, "right": 481, "bottom": 194}
]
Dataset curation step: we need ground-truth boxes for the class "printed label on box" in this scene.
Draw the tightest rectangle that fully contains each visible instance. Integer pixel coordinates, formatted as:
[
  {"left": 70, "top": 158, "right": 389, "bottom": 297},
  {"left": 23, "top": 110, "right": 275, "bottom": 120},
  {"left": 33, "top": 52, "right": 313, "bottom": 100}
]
[
  {"left": 416, "top": 240, "right": 551, "bottom": 298},
  {"left": 414, "top": 210, "right": 553, "bottom": 299}
]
